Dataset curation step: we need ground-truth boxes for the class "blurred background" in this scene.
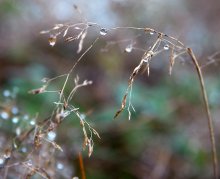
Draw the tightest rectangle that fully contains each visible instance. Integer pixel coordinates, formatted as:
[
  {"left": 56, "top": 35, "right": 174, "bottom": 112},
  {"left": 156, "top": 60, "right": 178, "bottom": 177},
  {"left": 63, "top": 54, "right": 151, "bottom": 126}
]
[{"left": 0, "top": 0, "right": 220, "bottom": 178}]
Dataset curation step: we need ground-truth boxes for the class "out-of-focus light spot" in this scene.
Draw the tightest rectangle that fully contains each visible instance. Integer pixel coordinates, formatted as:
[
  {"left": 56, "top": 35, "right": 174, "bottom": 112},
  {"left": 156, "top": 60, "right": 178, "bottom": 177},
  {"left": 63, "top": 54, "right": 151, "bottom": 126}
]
[
  {"left": 56, "top": 162, "right": 64, "bottom": 170},
  {"left": 16, "top": 127, "right": 21, "bottom": 136},
  {"left": 11, "top": 106, "right": 19, "bottom": 115},
  {"left": 0, "top": 158, "right": 4, "bottom": 165},
  {"left": 23, "top": 115, "right": 29, "bottom": 120},
  {"left": 21, "top": 147, "right": 27, "bottom": 153},
  {"left": 12, "top": 117, "right": 19, "bottom": 124},
  {"left": 47, "top": 131, "right": 56, "bottom": 141},
  {"left": 30, "top": 120, "right": 36, "bottom": 126},
  {"left": 52, "top": 2, "right": 73, "bottom": 20},
  {"left": 1, "top": 111, "right": 9, "bottom": 120},
  {"left": 3, "top": 90, "right": 11, "bottom": 97}
]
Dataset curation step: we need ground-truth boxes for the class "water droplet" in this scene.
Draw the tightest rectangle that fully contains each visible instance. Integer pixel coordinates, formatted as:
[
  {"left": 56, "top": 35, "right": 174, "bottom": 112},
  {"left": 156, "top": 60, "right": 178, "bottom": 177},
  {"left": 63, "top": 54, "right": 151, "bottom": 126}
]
[
  {"left": 0, "top": 158, "right": 4, "bottom": 165},
  {"left": 143, "top": 57, "right": 149, "bottom": 63},
  {"left": 26, "top": 160, "right": 33, "bottom": 166},
  {"left": 74, "top": 27, "right": 81, "bottom": 30},
  {"left": 88, "top": 22, "right": 94, "bottom": 27},
  {"left": 1, "top": 111, "right": 9, "bottom": 120},
  {"left": 60, "top": 110, "right": 71, "bottom": 118},
  {"left": 3, "top": 90, "right": 11, "bottom": 97},
  {"left": 80, "top": 113, "right": 86, "bottom": 120},
  {"left": 23, "top": 114, "right": 29, "bottom": 120},
  {"left": 12, "top": 117, "right": 19, "bottom": 124},
  {"left": 3, "top": 151, "right": 11, "bottom": 159},
  {"left": 41, "top": 78, "right": 50, "bottom": 83},
  {"left": 13, "top": 142, "right": 18, "bottom": 149},
  {"left": 125, "top": 44, "right": 133, "bottom": 53},
  {"left": 47, "top": 131, "right": 56, "bottom": 141},
  {"left": 56, "top": 162, "right": 64, "bottom": 170},
  {"left": 30, "top": 120, "right": 36, "bottom": 126},
  {"left": 164, "top": 44, "right": 169, "bottom": 50},
  {"left": 149, "top": 31, "right": 154, "bottom": 35},
  {"left": 11, "top": 106, "right": 19, "bottom": 115},
  {"left": 100, "top": 28, "right": 108, "bottom": 36},
  {"left": 16, "top": 127, "right": 21, "bottom": 136},
  {"left": 21, "top": 147, "right": 27, "bottom": 153},
  {"left": 48, "top": 35, "right": 57, "bottom": 47}
]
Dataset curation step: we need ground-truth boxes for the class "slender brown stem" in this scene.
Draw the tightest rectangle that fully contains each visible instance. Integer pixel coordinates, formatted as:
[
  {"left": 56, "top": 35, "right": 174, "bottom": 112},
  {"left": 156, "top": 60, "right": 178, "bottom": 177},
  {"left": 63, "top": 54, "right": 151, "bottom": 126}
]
[
  {"left": 78, "top": 152, "right": 86, "bottom": 179},
  {"left": 188, "top": 48, "right": 218, "bottom": 179}
]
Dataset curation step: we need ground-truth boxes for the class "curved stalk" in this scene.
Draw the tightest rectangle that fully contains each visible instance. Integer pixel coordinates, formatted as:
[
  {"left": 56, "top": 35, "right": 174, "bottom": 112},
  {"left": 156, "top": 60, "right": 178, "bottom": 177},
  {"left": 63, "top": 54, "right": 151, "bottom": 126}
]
[{"left": 188, "top": 48, "right": 218, "bottom": 179}]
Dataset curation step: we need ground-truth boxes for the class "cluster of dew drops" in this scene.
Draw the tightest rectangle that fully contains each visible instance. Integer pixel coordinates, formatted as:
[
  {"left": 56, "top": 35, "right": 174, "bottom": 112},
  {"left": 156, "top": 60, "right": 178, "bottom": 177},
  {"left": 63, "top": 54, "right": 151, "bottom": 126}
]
[
  {"left": 0, "top": 88, "right": 58, "bottom": 168},
  {"left": 48, "top": 25, "right": 170, "bottom": 56},
  {"left": 99, "top": 28, "right": 169, "bottom": 54},
  {"left": 0, "top": 89, "right": 36, "bottom": 132},
  {"left": 0, "top": 89, "right": 68, "bottom": 176}
]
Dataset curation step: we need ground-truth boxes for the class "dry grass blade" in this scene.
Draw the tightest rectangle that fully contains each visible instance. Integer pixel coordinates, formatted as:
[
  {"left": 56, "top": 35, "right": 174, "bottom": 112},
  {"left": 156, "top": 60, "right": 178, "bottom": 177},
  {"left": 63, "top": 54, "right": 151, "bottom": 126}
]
[
  {"left": 114, "top": 59, "right": 145, "bottom": 119},
  {"left": 114, "top": 94, "right": 128, "bottom": 119},
  {"left": 77, "top": 29, "right": 87, "bottom": 53}
]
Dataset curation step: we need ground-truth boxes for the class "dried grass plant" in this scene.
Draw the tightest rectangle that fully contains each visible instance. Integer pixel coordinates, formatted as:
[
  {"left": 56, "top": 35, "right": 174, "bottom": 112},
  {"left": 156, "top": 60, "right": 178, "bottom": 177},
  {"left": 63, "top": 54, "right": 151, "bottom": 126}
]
[{"left": 0, "top": 5, "right": 218, "bottom": 179}]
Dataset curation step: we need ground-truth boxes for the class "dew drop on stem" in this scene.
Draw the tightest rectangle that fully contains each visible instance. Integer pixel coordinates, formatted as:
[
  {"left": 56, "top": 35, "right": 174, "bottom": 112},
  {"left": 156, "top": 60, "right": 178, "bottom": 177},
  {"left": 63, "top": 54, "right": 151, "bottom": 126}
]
[
  {"left": 74, "top": 27, "right": 81, "bottom": 30},
  {"left": 164, "top": 44, "right": 169, "bottom": 50},
  {"left": 48, "top": 35, "right": 57, "bottom": 47},
  {"left": 100, "top": 28, "right": 108, "bottom": 36},
  {"left": 41, "top": 77, "right": 50, "bottom": 83},
  {"left": 3, "top": 149, "right": 11, "bottom": 159},
  {"left": 143, "top": 57, "right": 149, "bottom": 63},
  {"left": 150, "top": 31, "right": 154, "bottom": 35},
  {"left": 125, "top": 44, "right": 133, "bottom": 53}
]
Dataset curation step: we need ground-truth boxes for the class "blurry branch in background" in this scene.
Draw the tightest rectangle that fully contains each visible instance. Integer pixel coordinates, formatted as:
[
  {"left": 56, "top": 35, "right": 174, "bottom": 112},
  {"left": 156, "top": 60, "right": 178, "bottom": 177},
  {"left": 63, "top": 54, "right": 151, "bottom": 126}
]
[{"left": 201, "top": 51, "right": 220, "bottom": 69}]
